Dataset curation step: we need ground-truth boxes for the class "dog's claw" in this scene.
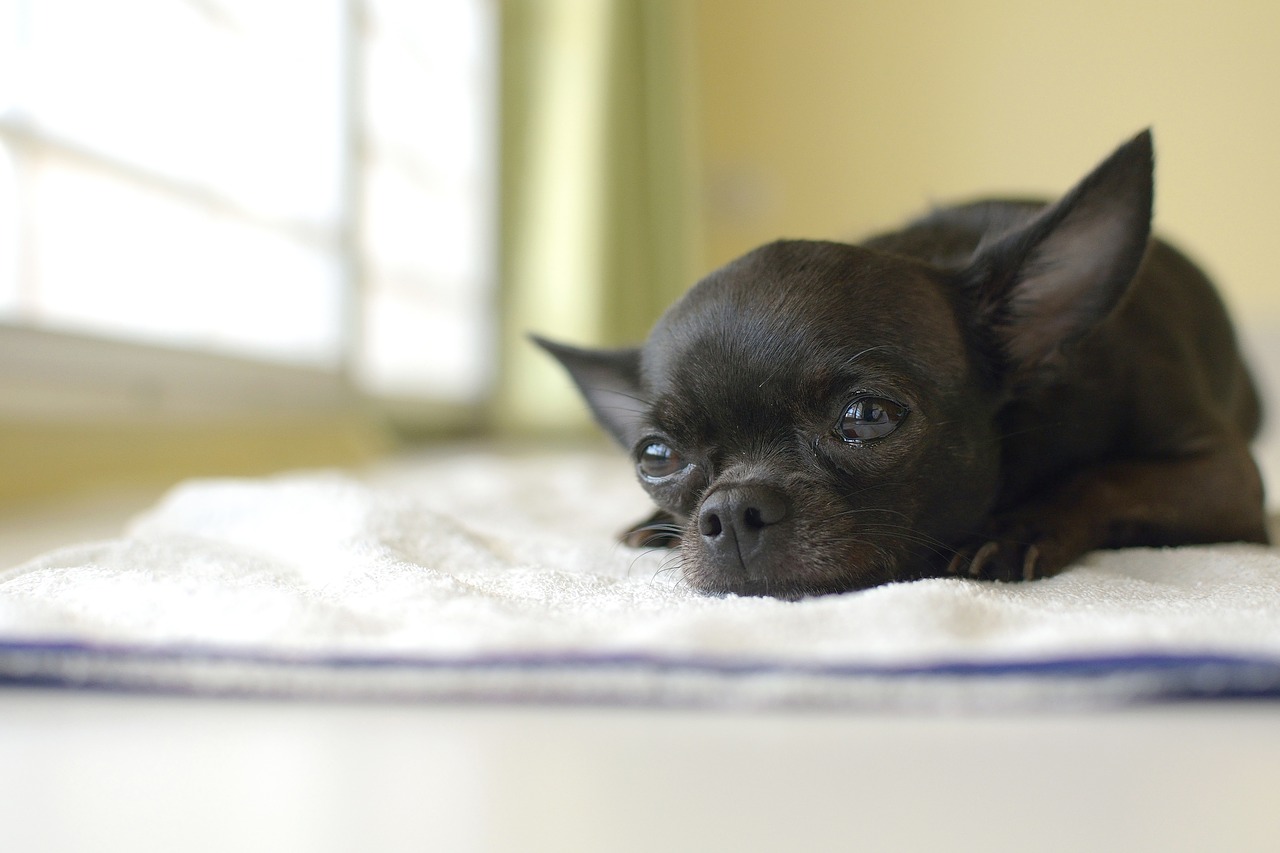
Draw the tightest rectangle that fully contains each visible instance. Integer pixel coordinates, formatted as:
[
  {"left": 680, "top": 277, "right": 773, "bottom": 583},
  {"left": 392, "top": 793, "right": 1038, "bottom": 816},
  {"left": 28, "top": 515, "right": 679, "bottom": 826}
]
[
  {"left": 1022, "top": 544, "right": 1040, "bottom": 581},
  {"left": 968, "top": 541, "right": 999, "bottom": 577},
  {"left": 949, "top": 529, "right": 1057, "bottom": 582}
]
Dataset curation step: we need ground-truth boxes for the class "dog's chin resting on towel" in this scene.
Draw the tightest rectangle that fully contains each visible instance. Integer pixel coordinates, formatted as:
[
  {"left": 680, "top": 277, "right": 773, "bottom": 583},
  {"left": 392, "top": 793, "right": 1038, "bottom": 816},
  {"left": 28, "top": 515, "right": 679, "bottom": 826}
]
[{"left": 538, "top": 130, "right": 1269, "bottom": 600}]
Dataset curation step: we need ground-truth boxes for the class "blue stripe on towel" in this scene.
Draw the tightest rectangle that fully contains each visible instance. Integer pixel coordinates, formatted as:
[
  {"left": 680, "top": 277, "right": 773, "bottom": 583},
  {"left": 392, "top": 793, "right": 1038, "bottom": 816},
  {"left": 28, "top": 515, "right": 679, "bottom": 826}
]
[{"left": 3, "top": 639, "right": 1280, "bottom": 707}]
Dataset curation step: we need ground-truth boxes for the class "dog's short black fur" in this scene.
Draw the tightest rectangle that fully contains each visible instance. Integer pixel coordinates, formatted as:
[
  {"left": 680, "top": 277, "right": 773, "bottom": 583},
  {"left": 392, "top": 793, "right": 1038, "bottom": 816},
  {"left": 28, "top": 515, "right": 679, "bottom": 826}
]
[{"left": 537, "top": 131, "right": 1269, "bottom": 598}]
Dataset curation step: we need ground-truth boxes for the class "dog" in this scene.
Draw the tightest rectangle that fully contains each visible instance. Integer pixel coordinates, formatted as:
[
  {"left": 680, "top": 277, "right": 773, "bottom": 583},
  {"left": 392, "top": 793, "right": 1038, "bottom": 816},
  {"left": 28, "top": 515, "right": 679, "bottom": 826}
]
[{"left": 536, "top": 130, "right": 1269, "bottom": 599}]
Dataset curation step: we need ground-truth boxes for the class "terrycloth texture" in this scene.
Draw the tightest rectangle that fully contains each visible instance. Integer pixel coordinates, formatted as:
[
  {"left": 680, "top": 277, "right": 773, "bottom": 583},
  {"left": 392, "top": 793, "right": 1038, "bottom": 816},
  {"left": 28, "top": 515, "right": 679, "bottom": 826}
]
[{"left": 4, "top": 449, "right": 1280, "bottom": 708}]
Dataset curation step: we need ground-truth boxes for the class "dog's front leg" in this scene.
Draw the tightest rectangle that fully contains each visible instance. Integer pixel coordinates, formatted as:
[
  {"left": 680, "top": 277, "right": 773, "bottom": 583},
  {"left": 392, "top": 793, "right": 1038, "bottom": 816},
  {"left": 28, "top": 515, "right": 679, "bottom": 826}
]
[{"left": 950, "top": 441, "right": 1269, "bottom": 582}]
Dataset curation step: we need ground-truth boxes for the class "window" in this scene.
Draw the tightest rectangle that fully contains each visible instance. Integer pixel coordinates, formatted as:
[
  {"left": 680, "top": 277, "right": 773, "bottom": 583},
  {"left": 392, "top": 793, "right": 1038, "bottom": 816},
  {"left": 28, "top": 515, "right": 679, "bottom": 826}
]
[{"left": 0, "top": 0, "right": 495, "bottom": 406}]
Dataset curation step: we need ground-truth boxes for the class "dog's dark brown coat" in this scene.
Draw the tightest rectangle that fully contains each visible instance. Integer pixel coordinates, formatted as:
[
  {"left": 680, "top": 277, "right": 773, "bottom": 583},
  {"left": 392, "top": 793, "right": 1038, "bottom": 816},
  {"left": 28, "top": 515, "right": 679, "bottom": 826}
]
[{"left": 538, "top": 131, "right": 1268, "bottom": 598}]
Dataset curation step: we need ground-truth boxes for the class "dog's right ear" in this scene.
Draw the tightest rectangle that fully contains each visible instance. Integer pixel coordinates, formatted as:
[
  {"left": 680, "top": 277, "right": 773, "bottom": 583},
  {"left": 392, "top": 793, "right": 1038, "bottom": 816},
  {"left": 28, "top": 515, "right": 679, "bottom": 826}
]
[{"left": 531, "top": 336, "right": 649, "bottom": 447}]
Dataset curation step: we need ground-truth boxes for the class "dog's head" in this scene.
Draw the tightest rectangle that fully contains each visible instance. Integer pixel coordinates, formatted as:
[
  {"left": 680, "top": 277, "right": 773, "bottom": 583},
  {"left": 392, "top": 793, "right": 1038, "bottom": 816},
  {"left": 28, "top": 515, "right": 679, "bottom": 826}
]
[{"left": 538, "top": 131, "right": 1153, "bottom": 597}]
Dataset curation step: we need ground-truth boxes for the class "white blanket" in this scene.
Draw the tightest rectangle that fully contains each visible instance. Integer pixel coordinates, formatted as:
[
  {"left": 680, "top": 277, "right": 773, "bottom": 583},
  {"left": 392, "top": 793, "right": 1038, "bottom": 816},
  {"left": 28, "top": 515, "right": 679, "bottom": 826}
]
[{"left": 3, "top": 448, "right": 1280, "bottom": 709}]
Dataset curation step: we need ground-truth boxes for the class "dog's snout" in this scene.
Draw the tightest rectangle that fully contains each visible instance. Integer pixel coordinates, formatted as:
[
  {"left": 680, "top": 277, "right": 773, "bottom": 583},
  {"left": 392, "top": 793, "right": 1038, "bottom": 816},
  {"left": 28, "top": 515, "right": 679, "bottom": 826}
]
[{"left": 698, "top": 485, "right": 790, "bottom": 573}]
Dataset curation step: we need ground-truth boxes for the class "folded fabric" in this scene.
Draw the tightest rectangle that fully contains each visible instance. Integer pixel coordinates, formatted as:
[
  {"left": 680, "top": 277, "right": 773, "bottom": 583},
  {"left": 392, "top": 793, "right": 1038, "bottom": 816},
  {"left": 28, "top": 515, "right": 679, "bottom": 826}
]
[{"left": 3, "top": 449, "right": 1280, "bottom": 709}]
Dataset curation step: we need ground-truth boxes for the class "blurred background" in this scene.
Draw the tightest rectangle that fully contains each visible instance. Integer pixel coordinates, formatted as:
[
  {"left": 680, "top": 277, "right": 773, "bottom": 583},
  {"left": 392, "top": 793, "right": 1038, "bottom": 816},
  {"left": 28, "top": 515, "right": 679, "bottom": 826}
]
[{"left": 3, "top": 0, "right": 1280, "bottom": 507}]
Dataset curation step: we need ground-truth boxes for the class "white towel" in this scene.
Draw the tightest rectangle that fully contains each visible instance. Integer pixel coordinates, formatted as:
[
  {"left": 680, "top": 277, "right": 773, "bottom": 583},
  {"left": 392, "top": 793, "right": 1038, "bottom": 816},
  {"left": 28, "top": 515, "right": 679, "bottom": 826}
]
[{"left": 3, "top": 448, "right": 1280, "bottom": 709}]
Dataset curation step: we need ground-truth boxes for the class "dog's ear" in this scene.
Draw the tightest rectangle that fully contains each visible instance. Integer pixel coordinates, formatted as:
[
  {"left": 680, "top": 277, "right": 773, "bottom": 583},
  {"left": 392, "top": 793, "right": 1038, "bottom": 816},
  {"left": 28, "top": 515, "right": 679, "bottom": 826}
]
[
  {"left": 531, "top": 336, "right": 649, "bottom": 447},
  {"left": 963, "top": 130, "right": 1154, "bottom": 379}
]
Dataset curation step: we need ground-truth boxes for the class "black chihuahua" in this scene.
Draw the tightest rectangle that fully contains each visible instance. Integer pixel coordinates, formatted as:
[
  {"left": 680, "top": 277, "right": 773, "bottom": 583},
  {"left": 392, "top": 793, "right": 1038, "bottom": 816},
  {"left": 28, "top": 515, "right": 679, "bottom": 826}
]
[{"left": 537, "top": 130, "right": 1268, "bottom": 598}]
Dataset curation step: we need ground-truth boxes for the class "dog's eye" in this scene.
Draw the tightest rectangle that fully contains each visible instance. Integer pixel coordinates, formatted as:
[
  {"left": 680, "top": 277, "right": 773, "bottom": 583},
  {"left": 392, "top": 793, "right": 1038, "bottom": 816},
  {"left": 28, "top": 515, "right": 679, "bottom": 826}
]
[
  {"left": 637, "top": 441, "right": 686, "bottom": 480},
  {"left": 838, "top": 396, "right": 908, "bottom": 443}
]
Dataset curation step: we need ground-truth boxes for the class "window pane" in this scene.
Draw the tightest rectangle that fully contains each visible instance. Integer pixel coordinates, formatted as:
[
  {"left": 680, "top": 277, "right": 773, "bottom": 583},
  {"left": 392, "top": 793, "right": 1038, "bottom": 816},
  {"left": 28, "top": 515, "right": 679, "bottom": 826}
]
[
  {"left": 12, "top": 0, "right": 345, "bottom": 225},
  {"left": 0, "top": 142, "right": 17, "bottom": 314},
  {"left": 0, "top": 0, "right": 18, "bottom": 114},
  {"left": 361, "top": 161, "right": 482, "bottom": 284},
  {"left": 361, "top": 284, "right": 489, "bottom": 400},
  {"left": 28, "top": 154, "right": 344, "bottom": 364},
  {"left": 1, "top": 0, "right": 497, "bottom": 404},
  {"left": 356, "top": 0, "right": 496, "bottom": 400}
]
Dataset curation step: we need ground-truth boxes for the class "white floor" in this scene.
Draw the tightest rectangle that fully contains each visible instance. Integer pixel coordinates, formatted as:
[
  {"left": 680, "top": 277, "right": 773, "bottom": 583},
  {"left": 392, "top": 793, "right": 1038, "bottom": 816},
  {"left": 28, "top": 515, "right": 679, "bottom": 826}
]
[{"left": 3, "top": 688, "right": 1280, "bottom": 853}]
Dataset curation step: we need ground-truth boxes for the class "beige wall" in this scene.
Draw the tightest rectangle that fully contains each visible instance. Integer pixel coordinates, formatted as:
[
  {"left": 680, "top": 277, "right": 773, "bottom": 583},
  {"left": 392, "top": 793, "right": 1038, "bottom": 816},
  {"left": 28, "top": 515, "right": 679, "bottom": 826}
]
[{"left": 692, "top": 0, "right": 1280, "bottom": 323}]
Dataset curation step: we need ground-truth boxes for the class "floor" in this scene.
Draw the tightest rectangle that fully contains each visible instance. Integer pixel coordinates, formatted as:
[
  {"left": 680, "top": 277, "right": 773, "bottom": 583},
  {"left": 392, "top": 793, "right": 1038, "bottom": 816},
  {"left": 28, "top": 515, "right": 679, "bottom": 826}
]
[
  {"left": 0, "top": 484, "right": 167, "bottom": 571},
  {"left": 3, "top": 688, "right": 1280, "bottom": 853}
]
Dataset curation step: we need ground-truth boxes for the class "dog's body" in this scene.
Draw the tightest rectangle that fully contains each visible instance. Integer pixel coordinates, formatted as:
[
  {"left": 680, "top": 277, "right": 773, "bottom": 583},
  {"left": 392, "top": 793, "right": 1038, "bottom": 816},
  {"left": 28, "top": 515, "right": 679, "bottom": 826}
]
[{"left": 538, "top": 131, "right": 1269, "bottom": 598}]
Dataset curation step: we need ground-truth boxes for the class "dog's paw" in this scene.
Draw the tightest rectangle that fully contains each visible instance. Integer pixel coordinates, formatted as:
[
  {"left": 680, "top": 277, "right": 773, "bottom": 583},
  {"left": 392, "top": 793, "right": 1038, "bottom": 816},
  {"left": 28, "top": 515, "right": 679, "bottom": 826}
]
[
  {"left": 947, "top": 517, "right": 1081, "bottom": 582},
  {"left": 947, "top": 538, "right": 1043, "bottom": 582},
  {"left": 620, "top": 509, "right": 683, "bottom": 549}
]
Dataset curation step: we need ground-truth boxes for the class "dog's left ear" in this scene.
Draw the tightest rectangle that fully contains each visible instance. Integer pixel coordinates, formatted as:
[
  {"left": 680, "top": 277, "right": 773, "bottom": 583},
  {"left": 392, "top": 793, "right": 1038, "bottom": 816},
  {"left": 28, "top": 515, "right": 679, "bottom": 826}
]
[
  {"left": 964, "top": 130, "right": 1154, "bottom": 379},
  {"left": 531, "top": 336, "right": 649, "bottom": 447}
]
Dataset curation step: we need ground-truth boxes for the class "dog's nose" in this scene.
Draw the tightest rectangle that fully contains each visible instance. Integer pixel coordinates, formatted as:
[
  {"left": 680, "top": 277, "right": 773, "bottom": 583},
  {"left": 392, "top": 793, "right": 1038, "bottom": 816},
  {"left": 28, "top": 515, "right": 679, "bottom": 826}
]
[{"left": 698, "top": 485, "right": 790, "bottom": 572}]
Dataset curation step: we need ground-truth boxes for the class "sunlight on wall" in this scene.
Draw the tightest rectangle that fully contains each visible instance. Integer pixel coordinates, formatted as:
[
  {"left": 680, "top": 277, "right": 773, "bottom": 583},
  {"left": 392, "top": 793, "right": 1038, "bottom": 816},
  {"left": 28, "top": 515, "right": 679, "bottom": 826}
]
[{"left": 499, "top": 0, "right": 616, "bottom": 426}]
